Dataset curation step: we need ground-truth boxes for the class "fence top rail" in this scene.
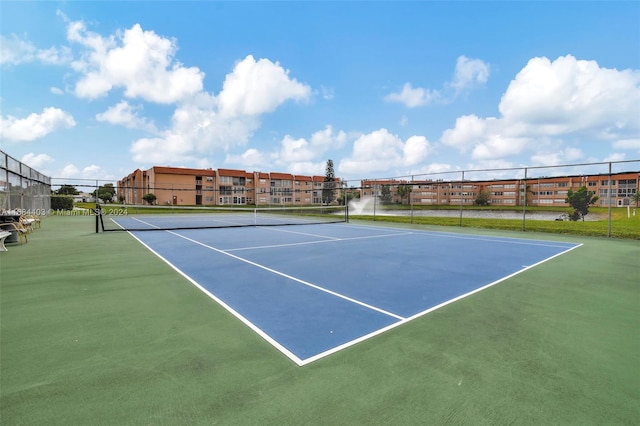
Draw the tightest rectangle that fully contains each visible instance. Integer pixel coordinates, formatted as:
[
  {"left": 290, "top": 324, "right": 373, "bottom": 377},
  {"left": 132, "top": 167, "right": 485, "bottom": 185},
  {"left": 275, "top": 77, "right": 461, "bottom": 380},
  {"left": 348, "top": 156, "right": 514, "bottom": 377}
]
[{"left": 360, "top": 159, "right": 639, "bottom": 184}]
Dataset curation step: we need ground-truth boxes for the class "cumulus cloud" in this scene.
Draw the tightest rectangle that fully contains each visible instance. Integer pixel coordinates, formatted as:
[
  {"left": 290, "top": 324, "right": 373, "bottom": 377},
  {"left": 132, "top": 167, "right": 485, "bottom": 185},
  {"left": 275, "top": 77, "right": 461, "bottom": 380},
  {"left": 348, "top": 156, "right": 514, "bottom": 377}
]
[
  {"left": 3, "top": 17, "right": 315, "bottom": 169},
  {"left": 339, "top": 129, "right": 431, "bottom": 175},
  {"left": 440, "top": 55, "right": 640, "bottom": 164},
  {"left": 67, "top": 21, "right": 204, "bottom": 103},
  {"left": 217, "top": 55, "right": 311, "bottom": 117},
  {"left": 225, "top": 148, "right": 268, "bottom": 168},
  {"left": 613, "top": 138, "right": 640, "bottom": 152},
  {"left": 384, "top": 83, "right": 438, "bottom": 108},
  {"left": 0, "top": 34, "right": 71, "bottom": 65},
  {"left": 96, "top": 101, "right": 157, "bottom": 132},
  {"left": 57, "top": 163, "right": 109, "bottom": 180},
  {"left": 224, "top": 125, "right": 347, "bottom": 174},
  {"left": 449, "top": 55, "right": 490, "bottom": 93},
  {"left": 21, "top": 153, "right": 54, "bottom": 170},
  {"left": 385, "top": 55, "right": 490, "bottom": 107},
  {"left": 274, "top": 125, "right": 347, "bottom": 166},
  {"left": 1, "top": 107, "right": 75, "bottom": 142},
  {"left": 130, "top": 56, "right": 312, "bottom": 165},
  {"left": 531, "top": 148, "right": 584, "bottom": 167},
  {"left": 499, "top": 55, "right": 639, "bottom": 138}
]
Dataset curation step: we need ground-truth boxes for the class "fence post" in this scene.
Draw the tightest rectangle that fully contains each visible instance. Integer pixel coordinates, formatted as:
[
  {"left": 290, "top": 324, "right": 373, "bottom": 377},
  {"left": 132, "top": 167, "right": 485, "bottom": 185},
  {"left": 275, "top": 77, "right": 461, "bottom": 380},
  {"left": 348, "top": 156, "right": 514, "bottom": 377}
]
[
  {"left": 522, "top": 167, "right": 528, "bottom": 231},
  {"left": 608, "top": 162, "right": 612, "bottom": 238},
  {"left": 459, "top": 171, "right": 464, "bottom": 227}
]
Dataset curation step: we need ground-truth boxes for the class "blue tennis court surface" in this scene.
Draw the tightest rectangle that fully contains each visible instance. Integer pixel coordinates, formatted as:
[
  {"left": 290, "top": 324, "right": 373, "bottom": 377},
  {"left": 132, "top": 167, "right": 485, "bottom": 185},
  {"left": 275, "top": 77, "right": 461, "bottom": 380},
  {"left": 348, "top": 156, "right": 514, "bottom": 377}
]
[{"left": 116, "top": 220, "right": 580, "bottom": 366}]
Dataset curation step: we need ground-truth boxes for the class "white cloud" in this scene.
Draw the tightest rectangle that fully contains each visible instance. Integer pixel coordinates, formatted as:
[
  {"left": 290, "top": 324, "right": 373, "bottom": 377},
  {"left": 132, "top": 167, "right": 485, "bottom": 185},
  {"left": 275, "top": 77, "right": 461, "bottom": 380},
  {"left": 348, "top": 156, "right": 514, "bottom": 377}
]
[
  {"left": 441, "top": 114, "right": 491, "bottom": 152},
  {"left": 0, "top": 34, "right": 71, "bottom": 65},
  {"left": 59, "top": 164, "right": 80, "bottom": 178},
  {"left": 339, "top": 129, "right": 431, "bottom": 175},
  {"left": 96, "top": 101, "right": 157, "bottom": 132},
  {"left": 130, "top": 133, "right": 197, "bottom": 165},
  {"left": 56, "top": 163, "right": 110, "bottom": 180},
  {"left": 21, "top": 153, "right": 54, "bottom": 170},
  {"left": 1, "top": 107, "right": 75, "bottom": 142},
  {"left": 385, "top": 56, "right": 490, "bottom": 108},
  {"left": 217, "top": 55, "right": 311, "bottom": 118},
  {"left": 613, "top": 138, "right": 640, "bottom": 152},
  {"left": 500, "top": 55, "right": 639, "bottom": 137},
  {"left": 531, "top": 148, "right": 584, "bottom": 167},
  {"left": 440, "top": 55, "right": 640, "bottom": 162},
  {"left": 603, "top": 152, "right": 626, "bottom": 162},
  {"left": 449, "top": 55, "right": 490, "bottom": 93},
  {"left": 320, "top": 85, "right": 334, "bottom": 100},
  {"left": 287, "top": 161, "right": 327, "bottom": 176},
  {"left": 276, "top": 125, "right": 347, "bottom": 164},
  {"left": 68, "top": 21, "right": 204, "bottom": 103},
  {"left": 225, "top": 148, "right": 267, "bottom": 168},
  {"left": 279, "top": 135, "right": 317, "bottom": 162},
  {"left": 384, "top": 83, "right": 438, "bottom": 108},
  {"left": 224, "top": 125, "right": 347, "bottom": 174},
  {"left": 50, "top": 87, "right": 64, "bottom": 95},
  {"left": 130, "top": 56, "right": 313, "bottom": 165}
]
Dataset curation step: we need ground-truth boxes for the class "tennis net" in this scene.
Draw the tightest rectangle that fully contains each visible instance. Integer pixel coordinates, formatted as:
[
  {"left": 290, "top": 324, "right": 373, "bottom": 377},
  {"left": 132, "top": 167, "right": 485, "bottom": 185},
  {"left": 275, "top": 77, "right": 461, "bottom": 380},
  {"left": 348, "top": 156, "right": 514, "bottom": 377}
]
[{"left": 97, "top": 204, "right": 348, "bottom": 232}]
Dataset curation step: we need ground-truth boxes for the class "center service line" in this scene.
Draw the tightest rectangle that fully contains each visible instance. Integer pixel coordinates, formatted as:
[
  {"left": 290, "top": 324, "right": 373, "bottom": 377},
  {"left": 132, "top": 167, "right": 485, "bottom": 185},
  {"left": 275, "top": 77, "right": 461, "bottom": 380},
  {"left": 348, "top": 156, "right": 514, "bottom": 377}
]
[{"left": 166, "top": 230, "right": 406, "bottom": 321}]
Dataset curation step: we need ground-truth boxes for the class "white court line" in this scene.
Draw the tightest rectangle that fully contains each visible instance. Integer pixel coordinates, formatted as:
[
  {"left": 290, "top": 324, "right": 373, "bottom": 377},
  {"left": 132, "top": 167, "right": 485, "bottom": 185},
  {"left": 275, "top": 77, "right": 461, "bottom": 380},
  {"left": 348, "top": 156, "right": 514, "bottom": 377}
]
[
  {"left": 122, "top": 229, "right": 306, "bottom": 366},
  {"left": 226, "top": 231, "right": 415, "bottom": 252},
  {"left": 342, "top": 222, "right": 579, "bottom": 249},
  {"left": 165, "top": 230, "right": 405, "bottom": 321},
  {"left": 297, "top": 241, "right": 584, "bottom": 365}
]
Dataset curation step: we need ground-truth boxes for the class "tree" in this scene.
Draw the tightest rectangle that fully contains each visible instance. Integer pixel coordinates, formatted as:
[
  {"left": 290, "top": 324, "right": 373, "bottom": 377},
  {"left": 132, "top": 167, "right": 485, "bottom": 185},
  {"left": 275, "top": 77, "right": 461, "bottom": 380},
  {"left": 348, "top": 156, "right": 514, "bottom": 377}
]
[
  {"left": 379, "top": 185, "right": 392, "bottom": 205},
  {"left": 565, "top": 186, "right": 599, "bottom": 221},
  {"left": 475, "top": 189, "right": 491, "bottom": 206},
  {"left": 95, "top": 183, "right": 116, "bottom": 203},
  {"left": 322, "top": 159, "right": 336, "bottom": 204},
  {"left": 632, "top": 192, "right": 640, "bottom": 207},
  {"left": 54, "top": 185, "right": 79, "bottom": 196},
  {"left": 142, "top": 193, "right": 157, "bottom": 205},
  {"left": 397, "top": 184, "right": 412, "bottom": 205}
]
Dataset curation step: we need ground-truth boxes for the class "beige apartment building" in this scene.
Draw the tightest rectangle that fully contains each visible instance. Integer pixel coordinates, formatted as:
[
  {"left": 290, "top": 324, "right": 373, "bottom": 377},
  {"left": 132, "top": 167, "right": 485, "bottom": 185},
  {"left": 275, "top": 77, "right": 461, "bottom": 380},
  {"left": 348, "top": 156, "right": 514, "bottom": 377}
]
[
  {"left": 361, "top": 171, "right": 639, "bottom": 208},
  {"left": 118, "top": 166, "right": 341, "bottom": 206}
]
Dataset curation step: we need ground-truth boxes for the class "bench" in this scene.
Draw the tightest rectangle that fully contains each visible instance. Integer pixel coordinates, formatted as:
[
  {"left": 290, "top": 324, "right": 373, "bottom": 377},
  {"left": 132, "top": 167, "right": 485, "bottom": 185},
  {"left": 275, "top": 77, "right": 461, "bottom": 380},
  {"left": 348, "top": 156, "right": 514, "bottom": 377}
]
[
  {"left": 0, "top": 230, "right": 12, "bottom": 251},
  {"left": 0, "top": 222, "right": 29, "bottom": 245}
]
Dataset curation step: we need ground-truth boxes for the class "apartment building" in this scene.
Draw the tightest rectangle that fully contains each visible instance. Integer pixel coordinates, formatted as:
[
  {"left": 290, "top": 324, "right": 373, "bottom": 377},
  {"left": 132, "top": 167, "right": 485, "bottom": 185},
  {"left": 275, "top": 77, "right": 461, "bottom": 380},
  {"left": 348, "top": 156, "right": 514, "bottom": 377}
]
[
  {"left": 361, "top": 171, "right": 639, "bottom": 208},
  {"left": 118, "top": 166, "right": 341, "bottom": 206}
]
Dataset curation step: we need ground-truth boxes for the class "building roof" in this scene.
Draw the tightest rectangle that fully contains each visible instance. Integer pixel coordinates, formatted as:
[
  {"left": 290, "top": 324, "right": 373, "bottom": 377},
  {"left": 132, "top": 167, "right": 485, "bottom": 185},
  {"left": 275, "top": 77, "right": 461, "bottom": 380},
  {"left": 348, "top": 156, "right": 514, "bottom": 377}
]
[
  {"left": 151, "top": 166, "right": 215, "bottom": 176},
  {"left": 270, "top": 172, "right": 294, "bottom": 180},
  {"left": 217, "top": 168, "right": 248, "bottom": 177}
]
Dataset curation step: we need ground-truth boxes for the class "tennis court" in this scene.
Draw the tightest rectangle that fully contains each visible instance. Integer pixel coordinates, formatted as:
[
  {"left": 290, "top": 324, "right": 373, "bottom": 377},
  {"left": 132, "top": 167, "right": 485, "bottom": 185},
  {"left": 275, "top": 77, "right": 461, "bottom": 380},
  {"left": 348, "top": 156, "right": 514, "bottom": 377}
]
[{"left": 108, "top": 211, "right": 580, "bottom": 365}]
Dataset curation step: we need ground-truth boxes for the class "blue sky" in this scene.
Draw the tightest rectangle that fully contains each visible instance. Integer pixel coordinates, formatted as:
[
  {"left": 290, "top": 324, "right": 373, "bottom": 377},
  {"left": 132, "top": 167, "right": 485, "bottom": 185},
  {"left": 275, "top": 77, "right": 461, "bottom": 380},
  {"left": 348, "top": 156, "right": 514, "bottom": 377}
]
[{"left": 1, "top": 1, "right": 639, "bottom": 187}]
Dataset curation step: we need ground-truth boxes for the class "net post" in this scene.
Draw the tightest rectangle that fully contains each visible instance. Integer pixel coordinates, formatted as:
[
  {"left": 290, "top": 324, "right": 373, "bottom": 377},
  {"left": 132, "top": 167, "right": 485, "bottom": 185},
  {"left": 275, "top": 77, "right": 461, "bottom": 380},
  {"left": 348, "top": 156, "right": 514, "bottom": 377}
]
[
  {"left": 95, "top": 203, "right": 102, "bottom": 233},
  {"left": 343, "top": 181, "right": 349, "bottom": 223}
]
